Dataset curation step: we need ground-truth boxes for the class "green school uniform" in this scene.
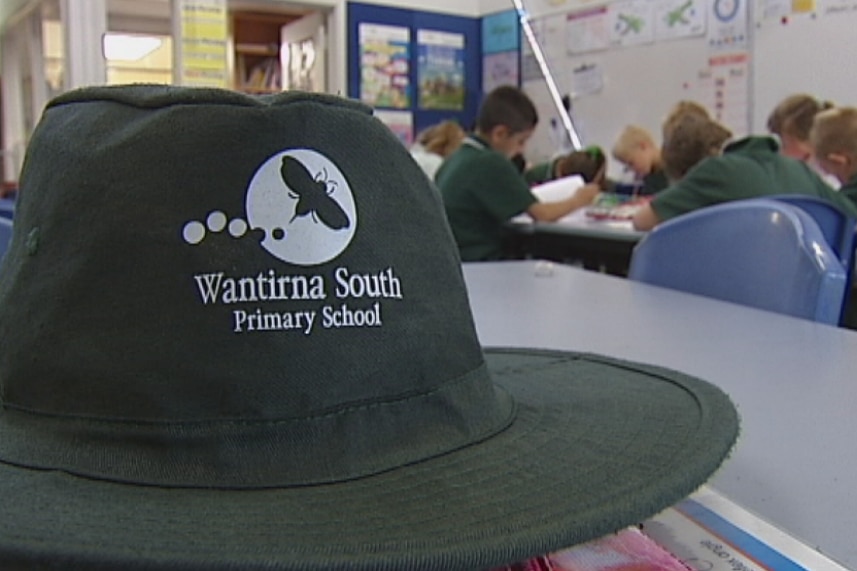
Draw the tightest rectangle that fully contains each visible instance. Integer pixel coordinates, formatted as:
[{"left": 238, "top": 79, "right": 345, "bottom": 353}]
[
  {"left": 524, "top": 159, "right": 559, "bottom": 185},
  {"left": 651, "top": 136, "right": 857, "bottom": 222},
  {"left": 838, "top": 173, "right": 857, "bottom": 212},
  {"left": 436, "top": 135, "right": 537, "bottom": 262},
  {"left": 640, "top": 167, "right": 670, "bottom": 195}
]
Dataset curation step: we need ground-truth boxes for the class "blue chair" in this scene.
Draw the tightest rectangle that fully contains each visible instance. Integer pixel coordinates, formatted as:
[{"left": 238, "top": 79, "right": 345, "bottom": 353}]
[
  {"left": 628, "top": 199, "right": 848, "bottom": 325},
  {"left": 0, "top": 198, "right": 13, "bottom": 221},
  {"left": 0, "top": 217, "right": 12, "bottom": 262},
  {"left": 768, "top": 194, "right": 857, "bottom": 325}
]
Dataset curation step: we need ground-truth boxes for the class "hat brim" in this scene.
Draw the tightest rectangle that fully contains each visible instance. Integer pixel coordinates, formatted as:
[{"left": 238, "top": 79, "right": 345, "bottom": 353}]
[{"left": 0, "top": 349, "right": 738, "bottom": 571}]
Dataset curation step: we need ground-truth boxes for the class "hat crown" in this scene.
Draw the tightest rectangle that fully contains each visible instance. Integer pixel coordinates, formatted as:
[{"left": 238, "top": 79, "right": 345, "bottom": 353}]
[{"left": 0, "top": 86, "right": 512, "bottom": 487}]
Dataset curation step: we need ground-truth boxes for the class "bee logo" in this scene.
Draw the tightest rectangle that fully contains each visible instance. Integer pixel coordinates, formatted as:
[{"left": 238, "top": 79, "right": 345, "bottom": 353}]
[
  {"left": 243, "top": 149, "right": 357, "bottom": 266},
  {"left": 281, "top": 156, "right": 350, "bottom": 230}
]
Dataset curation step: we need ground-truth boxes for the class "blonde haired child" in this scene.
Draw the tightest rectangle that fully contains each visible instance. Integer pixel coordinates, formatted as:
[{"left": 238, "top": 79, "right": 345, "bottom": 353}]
[
  {"left": 611, "top": 125, "right": 668, "bottom": 195},
  {"left": 810, "top": 106, "right": 857, "bottom": 208}
]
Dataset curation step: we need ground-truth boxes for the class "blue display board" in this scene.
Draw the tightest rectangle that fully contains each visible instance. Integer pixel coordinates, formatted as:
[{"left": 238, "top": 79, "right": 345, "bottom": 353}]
[
  {"left": 482, "top": 10, "right": 519, "bottom": 54},
  {"left": 347, "top": 2, "right": 482, "bottom": 137}
]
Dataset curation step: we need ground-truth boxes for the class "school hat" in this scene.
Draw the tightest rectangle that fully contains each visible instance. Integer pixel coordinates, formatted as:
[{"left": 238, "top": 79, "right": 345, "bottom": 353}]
[{"left": 0, "top": 85, "right": 739, "bottom": 570}]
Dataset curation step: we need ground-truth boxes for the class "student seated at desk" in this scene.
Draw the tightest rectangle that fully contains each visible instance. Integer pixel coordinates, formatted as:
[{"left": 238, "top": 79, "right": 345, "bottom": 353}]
[
  {"left": 768, "top": 93, "right": 834, "bottom": 163},
  {"left": 631, "top": 113, "right": 857, "bottom": 231},
  {"left": 611, "top": 125, "right": 669, "bottom": 195},
  {"left": 436, "top": 86, "right": 600, "bottom": 262},
  {"left": 523, "top": 145, "right": 606, "bottom": 187},
  {"left": 410, "top": 119, "right": 465, "bottom": 181},
  {"left": 810, "top": 106, "right": 857, "bottom": 209}
]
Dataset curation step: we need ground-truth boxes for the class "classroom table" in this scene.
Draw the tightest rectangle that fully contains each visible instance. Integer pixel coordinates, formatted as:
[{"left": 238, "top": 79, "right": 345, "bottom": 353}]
[
  {"left": 505, "top": 208, "right": 644, "bottom": 274},
  {"left": 462, "top": 260, "right": 857, "bottom": 570}
]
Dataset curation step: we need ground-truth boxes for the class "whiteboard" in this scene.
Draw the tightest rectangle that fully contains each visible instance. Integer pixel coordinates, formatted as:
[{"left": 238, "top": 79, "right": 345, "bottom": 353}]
[
  {"left": 752, "top": 7, "right": 857, "bottom": 133},
  {"left": 524, "top": 32, "right": 718, "bottom": 179}
]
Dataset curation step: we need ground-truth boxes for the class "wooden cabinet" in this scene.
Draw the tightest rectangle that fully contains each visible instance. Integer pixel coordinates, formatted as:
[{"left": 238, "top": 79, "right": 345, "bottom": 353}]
[{"left": 232, "top": 11, "right": 302, "bottom": 93}]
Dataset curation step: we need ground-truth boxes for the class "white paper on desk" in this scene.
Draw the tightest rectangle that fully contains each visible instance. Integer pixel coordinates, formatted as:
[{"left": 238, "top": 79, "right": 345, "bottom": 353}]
[{"left": 531, "top": 175, "right": 584, "bottom": 202}]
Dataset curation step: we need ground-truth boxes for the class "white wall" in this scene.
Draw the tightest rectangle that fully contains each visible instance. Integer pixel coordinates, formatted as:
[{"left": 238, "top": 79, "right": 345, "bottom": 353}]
[{"left": 479, "top": 0, "right": 514, "bottom": 16}]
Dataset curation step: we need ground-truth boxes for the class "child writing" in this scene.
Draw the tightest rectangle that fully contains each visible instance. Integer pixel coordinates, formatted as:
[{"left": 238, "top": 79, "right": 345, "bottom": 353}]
[
  {"left": 611, "top": 125, "right": 669, "bottom": 195},
  {"left": 524, "top": 145, "right": 607, "bottom": 188},
  {"left": 632, "top": 112, "right": 857, "bottom": 231},
  {"left": 436, "top": 86, "right": 599, "bottom": 262}
]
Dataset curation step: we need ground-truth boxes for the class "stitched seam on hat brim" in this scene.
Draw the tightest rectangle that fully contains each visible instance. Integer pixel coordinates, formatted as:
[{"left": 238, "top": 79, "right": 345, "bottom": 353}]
[{"left": 0, "top": 361, "right": 492, "bottom": 426}]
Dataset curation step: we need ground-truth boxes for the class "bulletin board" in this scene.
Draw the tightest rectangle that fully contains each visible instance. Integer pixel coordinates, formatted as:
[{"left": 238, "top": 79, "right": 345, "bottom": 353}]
[
  {"left": 347, "top": 2, "right": 482, "bottom": 139},
  {"left": 751, "top": 4, "right": 857, "bottom": 133}
]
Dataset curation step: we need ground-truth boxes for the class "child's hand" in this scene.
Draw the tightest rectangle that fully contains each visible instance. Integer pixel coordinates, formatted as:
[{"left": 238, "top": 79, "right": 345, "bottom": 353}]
[{"left": 574, "top": 182, "right": 601, "bottom": 205}]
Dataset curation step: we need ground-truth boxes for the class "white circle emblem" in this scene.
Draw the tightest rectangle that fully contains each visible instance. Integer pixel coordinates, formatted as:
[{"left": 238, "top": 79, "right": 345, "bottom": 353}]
[{"left": 245, "top": 149, "right": 357, "bottom": 266}]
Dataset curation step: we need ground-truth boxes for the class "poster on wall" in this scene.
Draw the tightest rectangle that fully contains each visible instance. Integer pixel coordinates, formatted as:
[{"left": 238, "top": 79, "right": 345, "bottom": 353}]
[
  {"left": 482, "top": 10, "right": 520, "bottom": 54},
  {"left": 680, "top": 52, "right": 750, "bottom": 138},
  {"left": 417, "top": 30, "right": 466, "bottom": 110},
  {"left": 359, "top": 23, "right": 411, "bottom": 109},
  {"left": 655, "top": 0, "right": 707, "bottom": 40},
  {"left": 708, "top": 0, "right": 748, "bottom": 50},
  {"left": 374, "top": 110, "right": 414, "bottom": 146},
  {"left": 566, "top": 6, "right": 611, "bottom": 54},
  {"left": 483, "top": 51, "right": 520, "bottom": 92},
  {"left": 609, "top": 0, "right": 656, "bottom": 47},
  {"left": 175, "top": 0, "right": 229, "bottom": 88}
]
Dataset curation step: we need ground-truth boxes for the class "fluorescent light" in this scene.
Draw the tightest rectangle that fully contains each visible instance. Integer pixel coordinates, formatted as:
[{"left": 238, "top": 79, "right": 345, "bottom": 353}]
[{"left": 102, "top": 33, "right": 162, "bottom": 62}]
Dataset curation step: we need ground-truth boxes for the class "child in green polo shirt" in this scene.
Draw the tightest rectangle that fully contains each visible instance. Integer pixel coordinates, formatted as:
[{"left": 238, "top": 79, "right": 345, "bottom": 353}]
[
  {"left": 632, "top": 113, "right": 857, "bottom": 231},
  {"left": 435, "top": 86, "right": 600, "bottom": 262},
  {"left": 809, "top": 106, "right": 857, "bottom": 209},
  {"left": 768, "top": 93, "right": 834, "bottom": 163}
]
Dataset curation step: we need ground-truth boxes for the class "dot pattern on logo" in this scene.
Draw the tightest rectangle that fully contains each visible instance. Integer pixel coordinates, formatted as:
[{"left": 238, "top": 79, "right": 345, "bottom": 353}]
[
  {"left": 182, "top": 211, "right": 249, "bottom": 245},
  {"left": 181, "top": 149, "right": 357, "bottom": 265}
]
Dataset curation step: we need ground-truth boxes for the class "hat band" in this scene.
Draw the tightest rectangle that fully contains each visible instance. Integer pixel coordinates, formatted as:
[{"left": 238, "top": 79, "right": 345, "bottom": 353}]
[{"left": 0, "top": 362, "right": 515, "bottom": 488}]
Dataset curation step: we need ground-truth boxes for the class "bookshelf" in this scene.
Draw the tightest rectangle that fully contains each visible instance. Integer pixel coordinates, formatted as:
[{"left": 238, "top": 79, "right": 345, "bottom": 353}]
[{"left": 232, "top": 11, "right": 302, "bottom": 93}]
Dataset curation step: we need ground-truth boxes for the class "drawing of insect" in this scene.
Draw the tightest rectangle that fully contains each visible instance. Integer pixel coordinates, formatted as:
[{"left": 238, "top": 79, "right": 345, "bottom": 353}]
[{"left": 280, "top": 156, "right": 350, "bottom": 230}]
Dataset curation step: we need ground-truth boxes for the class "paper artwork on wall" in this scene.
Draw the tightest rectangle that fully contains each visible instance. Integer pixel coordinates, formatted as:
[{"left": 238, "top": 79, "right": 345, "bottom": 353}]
[
  {"left": 655, "top": 0, "right": 707, "bottom": 40},
  {"left": 359, "top": 23, "right": 411, "bottom": 109},
  {"left": 609, "top": 0, "right": 656, "bottom": 47},
  {"left": 373, "top": 109, "right": 413, "bottom": 146},
  {"left": 483, "top": 51, "right": 520, "bottom": 92},
  {"left": 566, "top": 6, "right": 611, "bottom": 54},
  {"left": 417, "top": 29, "right": 466, "bottom": 110},
  {"left": 708, "top": 0, "right": 749, "bottom": 50}
]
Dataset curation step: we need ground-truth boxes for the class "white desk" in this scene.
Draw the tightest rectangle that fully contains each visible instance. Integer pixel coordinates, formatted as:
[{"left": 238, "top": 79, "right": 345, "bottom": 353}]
[{"left": 463, "top": 260, "right": 857, "bottom": 569}]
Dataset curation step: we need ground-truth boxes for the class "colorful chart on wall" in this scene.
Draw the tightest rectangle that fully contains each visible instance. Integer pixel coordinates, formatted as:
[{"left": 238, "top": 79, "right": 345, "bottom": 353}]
[
  {"left": 359, "top": 23, "right": 411, "bottom": 109},
  {"left": 417, "top": 29, "right": 466, "bottom": 110}
]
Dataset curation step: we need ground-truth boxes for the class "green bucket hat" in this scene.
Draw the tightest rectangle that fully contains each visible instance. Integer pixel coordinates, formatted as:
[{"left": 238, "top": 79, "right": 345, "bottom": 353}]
[{"left": 0, "top": 85, "right": 738, "bottom": 570}]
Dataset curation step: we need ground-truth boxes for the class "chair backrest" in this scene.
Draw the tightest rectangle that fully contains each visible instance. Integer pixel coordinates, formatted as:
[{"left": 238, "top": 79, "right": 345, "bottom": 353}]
[
  {"left": 628, "top": 198, "right": 848, "bottom": 325},
  {"left": 0, "top": 217, "right": 12, "bottom": 262},
  {"left": 769, "top": 194, "right": 856, "bottom": 263},
  {"left": 0, "top": 198, "right": 13, "bottom": 220},
  {"left": 769, "top": 194, "right": 857, "bottom": 325}
]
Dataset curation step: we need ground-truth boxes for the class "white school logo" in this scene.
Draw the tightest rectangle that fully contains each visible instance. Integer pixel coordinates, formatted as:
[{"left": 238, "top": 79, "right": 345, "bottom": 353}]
[
  {"left": 182, "top": 148, "right": 357, "bottom": 266},
  {"left": 182, "top": 148, "right": 402, "bottom": 336}
]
